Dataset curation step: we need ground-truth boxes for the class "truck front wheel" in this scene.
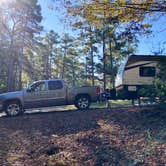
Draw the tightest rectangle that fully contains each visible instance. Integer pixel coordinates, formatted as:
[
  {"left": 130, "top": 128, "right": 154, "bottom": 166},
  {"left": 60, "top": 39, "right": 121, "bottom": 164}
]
[
  {"left": 75, "top": 95, "right": 90, "bottom": 110},
  {"left": 5, "top": 101, "right": 23, "bottom": 116}
]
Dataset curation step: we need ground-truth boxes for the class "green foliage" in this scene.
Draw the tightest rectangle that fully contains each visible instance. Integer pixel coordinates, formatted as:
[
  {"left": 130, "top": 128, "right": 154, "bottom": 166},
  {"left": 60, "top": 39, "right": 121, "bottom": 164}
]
[
  {"left": 139, "top": 84, "right": 157, "bottom": 100},
  {"left": 139, "top": 81, "right": 166, "bottom": 103},
  {"left": 0, "top": 0, "right": 43, "bottom": 91},
  {"left": 154, "top": 79, "right": 166, "bottom": 102},
  {"left": 157, "top": 60, "right": 166, "bottom": 81},
  {"left": 0, "top": 0, "right": 160, "bottom": 92},
  {"left": 58, "top": 0, "right": 152, "bottom": 89},
  {"left": 139, "top": 60, "right": 166, "bottom": 103}
]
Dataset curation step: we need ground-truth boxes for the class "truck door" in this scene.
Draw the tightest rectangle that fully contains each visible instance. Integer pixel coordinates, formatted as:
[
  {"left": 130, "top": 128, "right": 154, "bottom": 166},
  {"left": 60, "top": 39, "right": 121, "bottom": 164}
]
[
  {"left": 23, "top": 81, "right": 48, "bottom": 108},
  {"left": 47, "top": 80, "right": 66, "bottom": 106}
]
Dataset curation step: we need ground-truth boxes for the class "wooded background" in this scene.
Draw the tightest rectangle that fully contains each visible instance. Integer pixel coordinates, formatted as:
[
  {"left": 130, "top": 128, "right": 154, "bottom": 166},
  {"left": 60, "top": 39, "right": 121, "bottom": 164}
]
[{"left": 0, "top": 0, "right": 165, "bottom": 92}]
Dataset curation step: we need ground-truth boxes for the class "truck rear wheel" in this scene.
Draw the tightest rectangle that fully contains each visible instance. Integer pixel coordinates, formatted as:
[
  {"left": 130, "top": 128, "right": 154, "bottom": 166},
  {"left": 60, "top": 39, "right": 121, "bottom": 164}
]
[
  {"left": 5, "top": 101, "right": 23, "bottom": 117},
  {"left": 75, "top": 95, "right": 90, "bottom": 110}
]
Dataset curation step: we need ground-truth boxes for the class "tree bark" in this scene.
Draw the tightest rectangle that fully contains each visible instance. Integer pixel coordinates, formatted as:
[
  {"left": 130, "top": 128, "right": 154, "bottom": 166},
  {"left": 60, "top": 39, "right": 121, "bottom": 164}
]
[
  {"left": 103, "top": 29, "right": 106, "bottom": 90},
  {"left": 109, "top": 36, "right": 115, "bottom": 88},
  {"left": 72, "top": 62, "right": 76, "bottom": 86},
  {"left": 62, "top": 45, "right": 67, "bottom": 79},
  {"left": 90, "top": 41, "right": 95, "bottom": 86},
  {"left": 7, "top": 58, "right": 15, "bottom": 92}
]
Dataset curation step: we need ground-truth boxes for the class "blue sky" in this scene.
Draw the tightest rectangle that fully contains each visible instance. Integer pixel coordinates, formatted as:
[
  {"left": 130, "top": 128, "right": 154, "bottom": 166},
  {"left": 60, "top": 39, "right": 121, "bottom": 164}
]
[
  {"left": 39, "top": 0, "right": 72, "bottom": 35},
  {"left": 39, "top": 0, "right": 166, "bottom": 55},
  {"left": 137, "top": 16, "right": 166, "bottom": 55}
]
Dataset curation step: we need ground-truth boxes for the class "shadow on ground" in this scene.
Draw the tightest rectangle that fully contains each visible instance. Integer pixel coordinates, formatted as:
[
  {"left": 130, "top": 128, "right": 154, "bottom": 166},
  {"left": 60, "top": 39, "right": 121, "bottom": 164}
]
[{"left": 0, "top": 106, "right": 165, "bottom": 165}]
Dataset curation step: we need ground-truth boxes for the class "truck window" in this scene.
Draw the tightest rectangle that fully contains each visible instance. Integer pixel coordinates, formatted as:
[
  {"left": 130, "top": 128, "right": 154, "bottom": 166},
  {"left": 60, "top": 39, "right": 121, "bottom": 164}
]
[
  {"left": 31, "top": 82, "right": 46, "bottom": 91},
  {"left": 48, "top": 80, "right": 63, "bottom": 90},
  {"left": 139, "top": 66, "right": 156, "bottom": 77}
]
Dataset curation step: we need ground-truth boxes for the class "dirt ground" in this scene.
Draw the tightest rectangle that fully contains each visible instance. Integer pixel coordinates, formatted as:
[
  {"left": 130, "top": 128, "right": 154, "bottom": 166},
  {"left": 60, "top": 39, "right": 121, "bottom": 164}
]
[{"left": 0, "top": 106, "right": 165, "bottom": 166}]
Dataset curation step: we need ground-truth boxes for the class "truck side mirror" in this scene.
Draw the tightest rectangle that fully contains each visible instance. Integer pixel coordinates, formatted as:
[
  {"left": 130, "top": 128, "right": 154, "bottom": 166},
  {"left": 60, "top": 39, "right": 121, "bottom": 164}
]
[
  {"left": 26, "top": 88, "right": 31, "bottom": 93},
  {"left": 26, "top": 87, "right": 34, "bottom": 93}
]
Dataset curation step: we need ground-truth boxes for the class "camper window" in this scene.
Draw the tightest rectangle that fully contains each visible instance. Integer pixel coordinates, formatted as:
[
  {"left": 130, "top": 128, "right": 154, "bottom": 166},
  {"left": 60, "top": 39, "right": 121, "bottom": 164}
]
[{"left": 139, "top": 66, "right": 156, "bottom": 77}]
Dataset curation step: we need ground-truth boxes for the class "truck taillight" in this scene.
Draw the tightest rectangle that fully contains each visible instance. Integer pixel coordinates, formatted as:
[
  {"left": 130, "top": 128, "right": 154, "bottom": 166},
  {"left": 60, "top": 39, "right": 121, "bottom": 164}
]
[{"left": 96, "top": 86, "right": 100, "bottom": 95}]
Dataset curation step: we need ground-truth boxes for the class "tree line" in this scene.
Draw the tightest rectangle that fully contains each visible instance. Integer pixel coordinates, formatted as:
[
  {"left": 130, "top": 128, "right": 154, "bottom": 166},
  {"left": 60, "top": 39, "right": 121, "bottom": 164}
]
[{"left": 0, "top": 0, "right": 165, "bottom": 92}]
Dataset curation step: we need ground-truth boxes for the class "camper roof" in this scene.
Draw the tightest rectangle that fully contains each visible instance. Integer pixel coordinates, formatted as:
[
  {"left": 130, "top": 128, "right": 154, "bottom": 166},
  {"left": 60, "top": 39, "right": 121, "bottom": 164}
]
[{"left": 127, "top": 55, "right": 166, "bottom": 65}]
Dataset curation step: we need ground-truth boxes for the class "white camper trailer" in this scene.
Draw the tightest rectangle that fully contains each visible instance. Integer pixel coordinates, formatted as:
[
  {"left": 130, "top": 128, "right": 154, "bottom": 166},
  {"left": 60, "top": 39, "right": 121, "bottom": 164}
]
[{"left": 114, "top": 55, "right": 166, "bottom": 99}]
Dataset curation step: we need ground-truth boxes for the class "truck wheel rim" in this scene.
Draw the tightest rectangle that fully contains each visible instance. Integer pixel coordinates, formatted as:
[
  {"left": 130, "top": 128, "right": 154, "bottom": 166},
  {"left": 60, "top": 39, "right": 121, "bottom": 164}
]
[
  {"left": 7, "top": 104, "right": 20, "bottom": 116},
  {"left": 78, "top": 98, "right": 89, "bottom": 108}
]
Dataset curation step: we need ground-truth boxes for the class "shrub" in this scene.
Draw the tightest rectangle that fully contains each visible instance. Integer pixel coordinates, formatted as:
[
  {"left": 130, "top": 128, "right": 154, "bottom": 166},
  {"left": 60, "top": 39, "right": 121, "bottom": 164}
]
[{"left": 139, "top": 60, "right": 166, "bottom": 103}]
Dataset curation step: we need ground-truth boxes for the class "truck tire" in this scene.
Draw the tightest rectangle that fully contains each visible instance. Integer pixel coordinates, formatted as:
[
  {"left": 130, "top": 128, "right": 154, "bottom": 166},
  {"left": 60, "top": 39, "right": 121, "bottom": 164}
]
[
  {"left": 75, "top": 95, "right": 90, "bottom": 110},
  {"left": 4, "top": 100, "right": 23, "bottom": 117}
]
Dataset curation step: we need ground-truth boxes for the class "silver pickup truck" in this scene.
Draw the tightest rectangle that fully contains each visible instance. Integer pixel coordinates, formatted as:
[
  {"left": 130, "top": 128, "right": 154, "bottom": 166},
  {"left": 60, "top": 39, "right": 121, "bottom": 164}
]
[{"left": 0, "top": 79, "right": 100, "bottom": 116}]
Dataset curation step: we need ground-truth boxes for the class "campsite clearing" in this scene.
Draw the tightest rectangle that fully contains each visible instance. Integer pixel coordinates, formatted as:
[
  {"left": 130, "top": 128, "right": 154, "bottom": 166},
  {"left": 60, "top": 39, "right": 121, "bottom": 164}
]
[{"left": 0, "top": 106, "right": 165, "bottom": 166}]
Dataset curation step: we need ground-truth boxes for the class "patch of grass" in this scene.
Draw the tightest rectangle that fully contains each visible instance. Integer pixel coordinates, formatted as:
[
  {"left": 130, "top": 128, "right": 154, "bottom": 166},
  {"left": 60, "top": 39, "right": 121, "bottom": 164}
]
[
  {"left": 29, "top": 100, "right": 133, "bottom": 113},
  {"left": 91, "top": 100, "right": 132, "bottom": 109},
  {"left": 90, "top": 102, "right": 107, "bottom": 109},
  {"left": 57, "top": 100, "right": 133, "bottom": 110},
  {"left": 109, "top": 100, "right": 132, "bottom": 107},
  {"left": 55, "top": 105, "right": 76, "bottom": 110}
]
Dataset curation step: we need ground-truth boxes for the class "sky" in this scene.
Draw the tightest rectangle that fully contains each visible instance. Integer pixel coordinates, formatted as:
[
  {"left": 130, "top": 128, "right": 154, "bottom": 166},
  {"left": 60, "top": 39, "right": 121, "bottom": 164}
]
[
  {"left": 39, "top": 0, "right": 166, "bottom": 55},
  {"left": 39, "top": 0, "right": 72, "bottom": 35}
]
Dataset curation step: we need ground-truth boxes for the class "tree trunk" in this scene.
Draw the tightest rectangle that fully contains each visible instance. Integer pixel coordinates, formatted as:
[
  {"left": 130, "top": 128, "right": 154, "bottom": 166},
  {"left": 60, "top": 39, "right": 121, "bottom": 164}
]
[
  {"left": 85, "top": 56, "right": 88, "bottom": 83},
  {"left": 18, "top": 24, "right": 27, "bottom": 90},
  {"left": 90, "top": 42, "right": 95, "bottom": 86},
  {"left": 103, "top": 30, "right": 106, "bottom": 90},
  {"left": 18, "top": 50, "right": 23, "bottom": 90},
  {"left": 62, "top": 47, "right": 67, "bottom": 79},
  {"left": 7, "top": 59, "right": 15, "bottom": 92},
  {"left": 109, "top": 36, "right": 115, "bottom": 88},
  {"left": 46, "top": 55, "right": 50, "bottom": 79},
  {"left": 18, "top": 70, "right": 22, "bottom": 90},
  {"left": 72, "top": 62, "right": 76, "bottom": 86},
  {"left": 49, "top": 54, "right": 52, "bottom": 78},
  {"left": 7, "top": 28, "right": 16, "bottom": 91}
]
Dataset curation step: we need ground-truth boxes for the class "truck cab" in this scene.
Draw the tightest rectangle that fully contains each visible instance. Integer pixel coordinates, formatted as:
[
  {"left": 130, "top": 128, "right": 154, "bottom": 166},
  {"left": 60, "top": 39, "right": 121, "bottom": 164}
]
[
  {"left": 0, "top": 79, "right": 99, "bottom": 116},
  {"left": 24, "top": 79, "right": 67, "bottom": 108}
]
